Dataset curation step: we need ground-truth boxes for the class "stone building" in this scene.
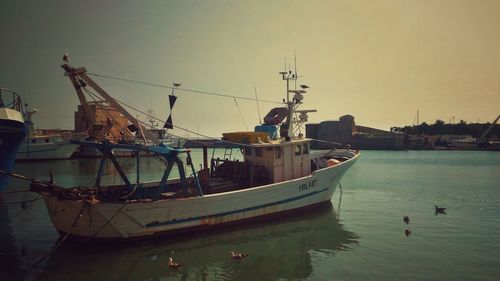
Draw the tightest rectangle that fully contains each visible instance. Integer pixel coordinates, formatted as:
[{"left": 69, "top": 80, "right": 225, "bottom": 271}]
[{"left": 306, "top": 115, "right": 405, "bottom": 150}]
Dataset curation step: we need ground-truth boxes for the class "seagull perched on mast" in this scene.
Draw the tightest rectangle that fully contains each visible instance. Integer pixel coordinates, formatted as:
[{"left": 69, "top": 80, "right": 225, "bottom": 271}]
[{"left": 62, "top": 53, "right": 70, "bottom": 63}]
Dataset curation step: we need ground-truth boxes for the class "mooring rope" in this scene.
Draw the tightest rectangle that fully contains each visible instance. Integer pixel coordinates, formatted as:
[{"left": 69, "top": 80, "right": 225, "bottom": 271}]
[
  {"left": 5, "top": 195, "right": 42, "bottom": 221},
  {"left": 31, "top": 202, "right": 89, "bottom": 267},
  {"left": 81, "top": 203, "right": 127, "bottom": 244}
]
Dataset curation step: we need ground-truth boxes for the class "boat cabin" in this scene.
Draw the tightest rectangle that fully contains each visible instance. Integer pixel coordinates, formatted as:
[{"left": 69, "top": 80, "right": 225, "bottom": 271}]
[
  {"left": 241, "top": 139, "right": 310, "bottom": 183},
  {"left": 205, "top": 131, "right": 312, "bottom": 193}
]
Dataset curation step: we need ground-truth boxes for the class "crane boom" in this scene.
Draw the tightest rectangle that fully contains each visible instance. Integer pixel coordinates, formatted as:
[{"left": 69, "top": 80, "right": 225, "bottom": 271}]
[
  {"left": 480, "top": 114, "right": 500, "bottom": 141},
  {"left": 62, "top": 63, "right": 155, "bottom": 144}
]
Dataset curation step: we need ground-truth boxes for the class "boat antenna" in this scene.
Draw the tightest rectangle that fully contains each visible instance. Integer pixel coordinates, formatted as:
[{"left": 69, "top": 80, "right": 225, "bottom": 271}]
[
  {"left": 294, "top": 49, "right": 298, "bottom": 90},
  {"left": 254, "top": 86, "right": 262, "bottom": 124}
]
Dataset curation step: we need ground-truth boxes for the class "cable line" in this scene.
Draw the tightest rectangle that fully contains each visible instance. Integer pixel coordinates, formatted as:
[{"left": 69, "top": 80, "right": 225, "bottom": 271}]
[
  {"left": 110, "top": 96, "right": 255, "bottom": 147},
  {"left": 87, "top": 72, "right": 282, "bottom": 104}
]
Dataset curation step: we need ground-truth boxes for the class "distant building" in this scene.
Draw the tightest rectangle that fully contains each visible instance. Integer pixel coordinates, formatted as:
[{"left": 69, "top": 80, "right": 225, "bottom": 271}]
[{"left": 306, "top": 115, "right": 405, "bottom": 150}]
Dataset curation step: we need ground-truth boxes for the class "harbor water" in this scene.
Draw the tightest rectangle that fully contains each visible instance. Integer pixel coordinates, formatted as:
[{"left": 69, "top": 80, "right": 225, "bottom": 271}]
[{"left": 1, "top": 150, "right": 499, "bottom": 281}]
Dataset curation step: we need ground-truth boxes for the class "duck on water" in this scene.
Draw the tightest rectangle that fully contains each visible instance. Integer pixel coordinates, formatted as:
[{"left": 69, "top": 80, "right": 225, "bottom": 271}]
[
  {"left": 435, "top": 205, "right": 447, "bottom": 214},
  {"left": 19, "top": 60, "right": 360, "bottom": 242}
]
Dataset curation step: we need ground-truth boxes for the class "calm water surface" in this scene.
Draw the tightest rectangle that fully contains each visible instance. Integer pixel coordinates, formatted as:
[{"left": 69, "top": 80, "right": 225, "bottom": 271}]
[{"left": 1, "top": 150, "right": 499, "bottom": 281}]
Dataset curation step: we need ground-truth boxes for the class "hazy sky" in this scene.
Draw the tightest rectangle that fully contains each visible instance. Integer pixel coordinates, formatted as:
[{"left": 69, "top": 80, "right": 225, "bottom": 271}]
[{"left": 1, "top": 0, "right": 499, "bottom": 137}]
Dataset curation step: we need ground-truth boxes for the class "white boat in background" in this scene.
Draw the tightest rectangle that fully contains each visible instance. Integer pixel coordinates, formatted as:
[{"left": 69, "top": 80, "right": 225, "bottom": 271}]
[
  {"left": 16, "top": 134, "right": 78, "bottom": 161},
  {"left": 27, "top": 60, "right": 359, "bottom": 241},
  {"left": 145, "top": 108, "right": 186, "bottom": 148},
  {"left": 16, "top": 108, "right": 78, "bottom": 161}
]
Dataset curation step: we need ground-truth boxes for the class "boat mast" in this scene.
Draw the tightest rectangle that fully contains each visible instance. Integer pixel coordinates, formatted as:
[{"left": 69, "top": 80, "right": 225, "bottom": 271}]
[
  {"left": 280, "top": 68, "right": 311, "bottom": 139},
  {"left": 280, "top": 70, "right": 296, "bottom": 138}
]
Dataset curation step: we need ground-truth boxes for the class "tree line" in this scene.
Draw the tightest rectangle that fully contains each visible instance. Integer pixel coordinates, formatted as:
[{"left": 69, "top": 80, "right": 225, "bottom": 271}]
[{"left": 392, "top": 120, "right": 500, "bottom": 139}]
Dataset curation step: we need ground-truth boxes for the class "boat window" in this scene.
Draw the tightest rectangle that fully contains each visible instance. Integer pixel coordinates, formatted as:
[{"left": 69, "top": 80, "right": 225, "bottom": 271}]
[
  {"left": 302, "top": 143, "right": 309, "bottom": 154},
  {"left": 275, "top": 147, "right": 281, "bottom": 159},
  {"left": 295, "top": 144, "right": 302, "bottom": 155},
  {"left": 32, "top": 139, "right": 36, "bottom": 143},
  {"left": 255, "top": 147, "right": 263, "bottom": 157},
  {"left": 244, "top": 147, "right": 252, "bottom": 156},
  {"left": 45, "top": 139, "right": 50, "bottom": 143}
]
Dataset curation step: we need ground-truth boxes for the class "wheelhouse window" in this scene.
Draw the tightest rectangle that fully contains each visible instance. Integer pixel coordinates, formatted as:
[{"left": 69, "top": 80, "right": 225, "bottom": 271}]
[
  {"left": 295, "top": 144, "right": 302, "bottom": 155},
  {"left": 32, "top": 139, "right": 36, "bottom": 143},
  {"left": 302, "top": 143, "right": 309, "bottom": 154},
  {"left": 244, "top": 147, "right": 252, "bottom": 156},
  {"left": 275, "top": 147, "right": 281, "bottom": 159},
  {"left": 255, "top": 147, "right": 263, "bottom": 157}
]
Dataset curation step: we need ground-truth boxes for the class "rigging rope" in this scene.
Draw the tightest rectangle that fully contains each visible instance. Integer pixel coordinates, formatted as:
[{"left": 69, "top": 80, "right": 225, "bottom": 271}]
[
  {"left": 81, "top": 74, "right": 344, "bottom": 149},
  {"left": 87, "top": 72, "right": 282, "bottom": 104},
  {"left": 111, "top": 96, "right": 254, "bottom": 147},
  {"left": 84, "top": 88, "right": 136, "bottom": 141},
  {"left": 31, "top": 202, "right": 89, "bottom": 267},
  {"left": 234, "top": 97, "right": 249, "bottom": 131},
  {"left": 6, "top": 196, "right": 42, "bottom": 221},
  {"left": 85, "top": 90, "right": 348, "bottom": 149}
]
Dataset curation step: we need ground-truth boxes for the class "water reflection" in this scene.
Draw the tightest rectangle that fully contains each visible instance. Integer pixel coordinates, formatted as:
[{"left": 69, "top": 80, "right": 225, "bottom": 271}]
[
  {"left": 36, "top": 203, "right": 358, "bottom": 281},
  {"left": 5, "top": 154, "right": 358, "bottom": 280},
  {"left": 0, "top": 197, "right": 25, "bottom": 281}
]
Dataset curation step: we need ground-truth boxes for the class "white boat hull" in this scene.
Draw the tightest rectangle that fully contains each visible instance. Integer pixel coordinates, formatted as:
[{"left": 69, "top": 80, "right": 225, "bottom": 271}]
[
  {"left": 16, "top": 136, "right": 77, "bottom": 160},
  {"left": 39, "top": 152, "right": 359, "bottom": 240}
]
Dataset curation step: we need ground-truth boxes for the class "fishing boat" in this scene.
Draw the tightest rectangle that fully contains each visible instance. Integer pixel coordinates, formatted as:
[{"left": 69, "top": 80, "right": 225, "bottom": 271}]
[
  {"left": 27, "top": 62, "right": 359, "bottom": 241},
  {"left": 16, "top": 107, "right": 78, "bottom": 161},
  {"left": 0, "top": 88, "right": 28, "bottom": 191}
]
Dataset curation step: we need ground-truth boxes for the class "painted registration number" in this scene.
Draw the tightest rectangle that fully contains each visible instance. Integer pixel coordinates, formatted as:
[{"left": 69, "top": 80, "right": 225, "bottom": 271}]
[{"left": 298, "top": 179, "right": 317, "bottom": 191}]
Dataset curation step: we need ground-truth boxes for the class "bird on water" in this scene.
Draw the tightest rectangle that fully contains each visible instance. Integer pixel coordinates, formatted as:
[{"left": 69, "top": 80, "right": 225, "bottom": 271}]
[
  {"left": 435, "top": 205, "right": 447, "bottom": 214},
  {"left": 403, "top": 216, "right": 410, "bottom": 224},
  {"left": 230, "top": 251, "right": 249, "bottom": 260},
  {"left": 168, "top": 257, "right": 183, "bottom": 269}
]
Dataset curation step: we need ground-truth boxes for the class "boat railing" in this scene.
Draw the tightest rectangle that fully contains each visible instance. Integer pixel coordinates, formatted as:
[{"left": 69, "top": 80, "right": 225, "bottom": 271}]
[{"left": 0, "top": 88, "right": 23, "bottom": 112}]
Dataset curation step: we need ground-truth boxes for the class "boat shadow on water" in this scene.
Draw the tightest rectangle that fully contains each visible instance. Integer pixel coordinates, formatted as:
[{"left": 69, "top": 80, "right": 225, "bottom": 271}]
[{"left": 36, "top": 201, "right": 359, "bottom": 281}]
